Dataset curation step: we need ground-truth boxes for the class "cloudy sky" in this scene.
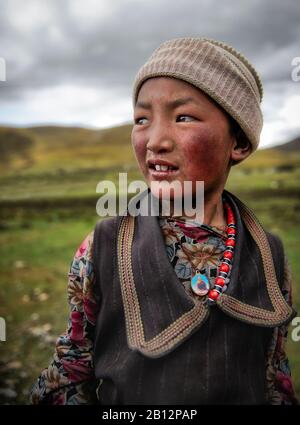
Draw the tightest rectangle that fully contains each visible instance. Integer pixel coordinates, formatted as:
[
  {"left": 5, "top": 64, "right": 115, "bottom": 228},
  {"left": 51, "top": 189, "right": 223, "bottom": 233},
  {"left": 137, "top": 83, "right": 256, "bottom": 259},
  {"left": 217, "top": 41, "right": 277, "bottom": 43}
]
[{"left": 0, "top": 0, "right": 299, "bottom": 148}]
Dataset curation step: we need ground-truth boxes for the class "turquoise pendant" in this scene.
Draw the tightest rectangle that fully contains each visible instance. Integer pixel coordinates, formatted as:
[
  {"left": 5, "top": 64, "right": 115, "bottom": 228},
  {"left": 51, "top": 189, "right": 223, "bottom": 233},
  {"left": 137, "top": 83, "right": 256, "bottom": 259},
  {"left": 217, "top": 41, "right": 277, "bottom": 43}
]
[{"left": 191, "top": 271, "right": 210, "bottom": 296}]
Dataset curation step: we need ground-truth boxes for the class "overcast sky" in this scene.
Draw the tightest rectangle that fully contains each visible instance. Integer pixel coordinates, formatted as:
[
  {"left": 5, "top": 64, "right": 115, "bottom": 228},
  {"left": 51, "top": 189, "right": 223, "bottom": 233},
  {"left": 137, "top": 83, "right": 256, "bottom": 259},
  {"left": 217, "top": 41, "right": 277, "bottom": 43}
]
[{"left": 0, "top": 0, "right": 300, "bottom": 148}]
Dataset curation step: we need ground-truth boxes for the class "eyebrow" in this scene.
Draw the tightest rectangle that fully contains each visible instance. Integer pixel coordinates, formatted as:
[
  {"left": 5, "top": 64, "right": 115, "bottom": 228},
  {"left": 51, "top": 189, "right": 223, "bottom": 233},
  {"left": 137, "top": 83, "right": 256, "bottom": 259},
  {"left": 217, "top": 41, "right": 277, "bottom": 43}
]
[{"left": 135, "top": 97, "right": 197, "bottom": 110}]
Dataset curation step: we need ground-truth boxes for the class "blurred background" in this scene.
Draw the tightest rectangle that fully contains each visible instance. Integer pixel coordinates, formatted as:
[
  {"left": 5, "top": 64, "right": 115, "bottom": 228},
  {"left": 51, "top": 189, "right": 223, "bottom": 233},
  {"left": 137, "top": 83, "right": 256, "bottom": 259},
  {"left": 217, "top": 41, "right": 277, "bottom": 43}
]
[{"left": 0, "top": 0, "right": 299, "bottom": 404}]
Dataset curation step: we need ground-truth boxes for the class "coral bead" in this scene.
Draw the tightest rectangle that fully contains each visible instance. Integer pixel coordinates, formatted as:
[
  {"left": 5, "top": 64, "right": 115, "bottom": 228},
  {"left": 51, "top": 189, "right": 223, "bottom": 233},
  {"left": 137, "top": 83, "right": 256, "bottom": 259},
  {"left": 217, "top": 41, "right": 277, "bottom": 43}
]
[
  {"left": 209, "top": 290, "right": 219, "bottom": 300},
  {"left": 215, "top": 277, "right": 225, "bottom": 286},
  {"left": 226, "top": 239, "right": 236, "bottom": 247},
  {"left": 223, "top": 251, "right": 233, "bottom": 260},
  {"left": 219, "top": 263, "right": 230, "bottom": 273},
  {"left": 227, "top": 228, "right": 236, "bottom": 235}
]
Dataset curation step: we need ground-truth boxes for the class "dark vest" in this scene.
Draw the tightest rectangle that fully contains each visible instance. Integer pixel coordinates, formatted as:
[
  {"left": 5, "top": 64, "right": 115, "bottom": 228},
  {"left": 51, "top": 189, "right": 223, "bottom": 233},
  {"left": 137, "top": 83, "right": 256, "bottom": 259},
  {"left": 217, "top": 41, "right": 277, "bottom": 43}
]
[{"left": 92, "top": 190, "right": 295, "bottom": 405}]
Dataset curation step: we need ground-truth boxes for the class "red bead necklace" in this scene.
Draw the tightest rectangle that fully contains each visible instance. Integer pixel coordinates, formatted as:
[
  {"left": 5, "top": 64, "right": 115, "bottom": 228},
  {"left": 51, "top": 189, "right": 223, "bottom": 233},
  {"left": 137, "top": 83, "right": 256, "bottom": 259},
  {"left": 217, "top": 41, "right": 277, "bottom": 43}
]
[{"left": 207, "top": 199, "right": 236, "bottom": 305}]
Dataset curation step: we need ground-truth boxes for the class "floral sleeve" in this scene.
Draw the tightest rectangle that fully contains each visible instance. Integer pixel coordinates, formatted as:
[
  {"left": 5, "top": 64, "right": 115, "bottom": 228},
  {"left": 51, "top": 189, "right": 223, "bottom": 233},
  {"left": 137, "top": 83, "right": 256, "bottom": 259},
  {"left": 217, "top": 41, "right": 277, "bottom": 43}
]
[
  {"left": 266, "top": 255, "right": 299, "bottom": 405},
  {"left": 30, "top": 231, "right": 100, "bottom": 404}
]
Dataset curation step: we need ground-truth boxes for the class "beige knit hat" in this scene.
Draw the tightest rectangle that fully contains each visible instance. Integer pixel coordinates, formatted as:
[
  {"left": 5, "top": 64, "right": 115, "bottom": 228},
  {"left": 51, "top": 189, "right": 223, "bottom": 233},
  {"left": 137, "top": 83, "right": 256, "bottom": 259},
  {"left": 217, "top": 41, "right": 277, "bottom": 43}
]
[{"left": 132, "top": 37, "right": 264, "bottom": 152}]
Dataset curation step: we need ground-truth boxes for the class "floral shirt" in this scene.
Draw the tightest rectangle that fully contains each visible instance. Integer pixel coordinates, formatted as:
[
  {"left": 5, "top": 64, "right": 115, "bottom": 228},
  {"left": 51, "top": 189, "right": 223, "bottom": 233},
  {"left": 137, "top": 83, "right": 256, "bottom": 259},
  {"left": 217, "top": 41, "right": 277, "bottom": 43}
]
[{"left": 30, "top": 217, "right": 298, "bottom": 405}]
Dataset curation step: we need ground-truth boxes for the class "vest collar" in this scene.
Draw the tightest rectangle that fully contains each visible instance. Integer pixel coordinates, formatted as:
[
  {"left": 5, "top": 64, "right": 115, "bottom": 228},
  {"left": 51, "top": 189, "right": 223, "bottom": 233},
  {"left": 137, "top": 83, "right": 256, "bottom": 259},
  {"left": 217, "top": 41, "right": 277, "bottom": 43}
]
[
  {"left": 218, "top": 190, "right": 294, "bottom": 327},
  {"left": 117, "top": 190, "right": 294, "bottom": 358}
]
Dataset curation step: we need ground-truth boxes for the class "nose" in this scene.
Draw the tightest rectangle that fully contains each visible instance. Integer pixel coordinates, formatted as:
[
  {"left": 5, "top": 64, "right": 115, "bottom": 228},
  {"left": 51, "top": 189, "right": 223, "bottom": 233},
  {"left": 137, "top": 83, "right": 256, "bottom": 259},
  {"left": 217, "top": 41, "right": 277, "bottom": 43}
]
[{"left": 146, "top": 121, "right": 174, "bottom": 154}]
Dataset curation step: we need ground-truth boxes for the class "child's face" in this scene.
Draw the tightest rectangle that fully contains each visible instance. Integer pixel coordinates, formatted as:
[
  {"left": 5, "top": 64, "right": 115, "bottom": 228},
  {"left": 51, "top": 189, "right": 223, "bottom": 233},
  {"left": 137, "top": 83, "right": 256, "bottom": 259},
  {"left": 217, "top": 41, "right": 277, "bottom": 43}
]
[{"left": 131, "top": 77, "right": 236, "bottom": 198}]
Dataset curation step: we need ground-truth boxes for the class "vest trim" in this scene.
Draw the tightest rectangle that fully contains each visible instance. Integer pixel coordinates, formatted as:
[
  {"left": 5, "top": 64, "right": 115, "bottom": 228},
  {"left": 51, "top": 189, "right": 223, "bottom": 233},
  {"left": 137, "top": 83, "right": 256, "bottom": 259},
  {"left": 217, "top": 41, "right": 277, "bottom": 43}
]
[
  {"left": 216, "top": 194, "right": 294, "bottom": 327},
  {"left": 117, "top": 214, "right": 209, "bottom": 358},
  {"left": 117, "top": 192, "right": 294, "bottom": 358}
]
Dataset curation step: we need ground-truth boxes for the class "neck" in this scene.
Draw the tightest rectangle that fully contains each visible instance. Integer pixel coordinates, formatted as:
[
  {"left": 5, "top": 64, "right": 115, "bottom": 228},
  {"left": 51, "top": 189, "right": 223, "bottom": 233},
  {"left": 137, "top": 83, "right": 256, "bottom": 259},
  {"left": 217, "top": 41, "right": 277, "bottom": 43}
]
[
  {"left": 158, "top": 189, "right": 227, "bottom": 228},
  {"left": 202, "top": 191, "right": 227, "bottom": 228}
]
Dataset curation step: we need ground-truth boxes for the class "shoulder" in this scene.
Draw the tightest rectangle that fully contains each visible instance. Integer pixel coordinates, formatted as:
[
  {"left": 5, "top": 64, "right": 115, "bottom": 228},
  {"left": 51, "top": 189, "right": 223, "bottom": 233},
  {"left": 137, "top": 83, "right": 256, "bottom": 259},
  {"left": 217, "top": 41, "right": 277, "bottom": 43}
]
[
  {"left": 93, "top": 217, "right": 120, "bottom": 252},
  {"left": 263, "top": 231, "right": 294, "bottom": 308},
  {"left": 265, "top": 231, "right": 284, "bottom": 256},
  {"left": 74, "top": 230, "right": 94, "bottom": 261},
  {"left": 94, "top": 217, "right": 119, "bottom": 236},
  {"left": 68, "top": 231, "right": 95, "bottom": 283},
  {"left": 73, "top": 218, "right": 120, "bottom": 264},
  {"left": 263, "top": 230, "right": 287, "bottom": 288}
]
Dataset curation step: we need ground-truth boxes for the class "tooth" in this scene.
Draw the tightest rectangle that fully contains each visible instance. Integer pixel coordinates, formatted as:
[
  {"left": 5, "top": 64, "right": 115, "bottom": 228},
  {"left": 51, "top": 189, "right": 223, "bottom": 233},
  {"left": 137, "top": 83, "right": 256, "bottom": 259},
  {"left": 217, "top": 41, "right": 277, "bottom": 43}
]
[
  {"left": 161, "top": 165, "right": 168, "bottom": 171},
  {"left": 155, "top": 165, "right": 161, "bottom": 171}
]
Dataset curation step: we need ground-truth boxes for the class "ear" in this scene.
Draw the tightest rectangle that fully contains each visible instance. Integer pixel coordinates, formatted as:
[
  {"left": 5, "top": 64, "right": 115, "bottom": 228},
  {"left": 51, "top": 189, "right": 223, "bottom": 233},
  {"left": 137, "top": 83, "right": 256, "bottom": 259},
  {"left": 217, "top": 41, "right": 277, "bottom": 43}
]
[{"left": 230, "top": 135, "right": 252, "bottom": 164}]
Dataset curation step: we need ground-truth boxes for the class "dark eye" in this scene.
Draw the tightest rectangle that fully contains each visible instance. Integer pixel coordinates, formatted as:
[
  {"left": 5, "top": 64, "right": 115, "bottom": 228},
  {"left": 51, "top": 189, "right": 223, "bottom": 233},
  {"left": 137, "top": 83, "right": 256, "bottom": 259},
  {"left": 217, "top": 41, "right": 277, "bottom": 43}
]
[
  {"left": 134, "top": 117, "right": 149, "bottom": 125},
  {"left": 176, "top": 115, "right": 196, "bottom": 122}
]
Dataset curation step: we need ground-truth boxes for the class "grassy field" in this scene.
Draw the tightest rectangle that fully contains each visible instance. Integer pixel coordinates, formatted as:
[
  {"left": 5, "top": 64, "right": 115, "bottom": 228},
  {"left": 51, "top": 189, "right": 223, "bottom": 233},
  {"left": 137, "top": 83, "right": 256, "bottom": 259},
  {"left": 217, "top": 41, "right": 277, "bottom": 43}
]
[{"left": 0, "top": 124, "right": 299, "bottom": 404}]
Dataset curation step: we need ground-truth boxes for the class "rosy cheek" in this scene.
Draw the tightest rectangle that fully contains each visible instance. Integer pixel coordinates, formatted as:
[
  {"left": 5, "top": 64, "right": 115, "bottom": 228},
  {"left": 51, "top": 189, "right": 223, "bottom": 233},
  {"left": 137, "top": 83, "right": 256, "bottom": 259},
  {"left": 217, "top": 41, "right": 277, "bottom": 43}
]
[
  {"left": 183, "top": 132, "right": 213, "bottom": 160},
  {"left": 132, "top": 136, "right": 147, "bottom": 166},
  {"left": 187, "top": 128, "right": 225, "bottom": 163}
]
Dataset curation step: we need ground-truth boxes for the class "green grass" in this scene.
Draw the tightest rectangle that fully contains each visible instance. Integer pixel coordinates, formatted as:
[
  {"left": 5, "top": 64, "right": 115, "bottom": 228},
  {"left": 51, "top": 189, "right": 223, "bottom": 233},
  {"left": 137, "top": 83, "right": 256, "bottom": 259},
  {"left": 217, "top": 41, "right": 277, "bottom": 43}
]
[
  {"left": 0, "top": 195, "right": 299, "bottom": 404},
  {"left": 0, "top": 124, "right": 299, "bottom": 404},
  {"left": 0, "top": 214, "right": 98, "bottom": 404}
]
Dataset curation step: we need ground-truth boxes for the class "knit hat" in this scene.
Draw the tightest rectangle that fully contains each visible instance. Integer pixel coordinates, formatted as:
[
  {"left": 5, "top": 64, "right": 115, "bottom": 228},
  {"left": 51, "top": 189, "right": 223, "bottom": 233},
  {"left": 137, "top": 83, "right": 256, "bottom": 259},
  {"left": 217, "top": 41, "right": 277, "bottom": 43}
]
[{"left": 132, "top": 37, "right": 263, "bottom": 152}]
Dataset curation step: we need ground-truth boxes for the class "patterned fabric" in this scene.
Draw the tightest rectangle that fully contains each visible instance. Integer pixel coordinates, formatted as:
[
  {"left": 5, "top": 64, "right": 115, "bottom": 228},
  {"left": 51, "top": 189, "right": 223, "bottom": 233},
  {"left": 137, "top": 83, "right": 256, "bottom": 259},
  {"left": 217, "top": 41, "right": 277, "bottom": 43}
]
[
  {"left": 30, "top": 218, "right": 298, "bottom": 405},
  {"left": 265, "top": 256, "right": 299, "bottom": 405},
  {"left": 30, "top": 233, "right": 99, "bottom": 405},
  {"left": 159, "top": 217, "right": 228, "bottom": 301}
]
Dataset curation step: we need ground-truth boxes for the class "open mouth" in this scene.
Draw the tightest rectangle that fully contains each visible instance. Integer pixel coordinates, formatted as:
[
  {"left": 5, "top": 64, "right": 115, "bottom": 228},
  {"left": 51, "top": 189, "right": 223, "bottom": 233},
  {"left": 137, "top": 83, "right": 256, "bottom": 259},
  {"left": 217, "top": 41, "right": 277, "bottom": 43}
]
[
  {"left": 146, "top": 159, "right": 179, "bottom": 180},
  {"left": 149, "top": 164, "right": 178, "bottom": 172},
  {"left": 148, "top": 163, "right": 179, "bottom": 180}
]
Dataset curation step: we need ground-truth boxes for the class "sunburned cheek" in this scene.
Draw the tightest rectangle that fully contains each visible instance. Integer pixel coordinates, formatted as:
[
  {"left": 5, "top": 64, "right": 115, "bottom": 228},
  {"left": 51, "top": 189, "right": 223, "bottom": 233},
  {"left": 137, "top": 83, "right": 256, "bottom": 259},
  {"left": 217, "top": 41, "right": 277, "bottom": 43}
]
[
  {"left": 181, "top": 132, "right": 227, "bottom": 182},
  {"left": 132, "top": 139, "right": 146, "bottom": 166},
  {"left": 184, "top": 137, "right": 220, "bottom": 164}
]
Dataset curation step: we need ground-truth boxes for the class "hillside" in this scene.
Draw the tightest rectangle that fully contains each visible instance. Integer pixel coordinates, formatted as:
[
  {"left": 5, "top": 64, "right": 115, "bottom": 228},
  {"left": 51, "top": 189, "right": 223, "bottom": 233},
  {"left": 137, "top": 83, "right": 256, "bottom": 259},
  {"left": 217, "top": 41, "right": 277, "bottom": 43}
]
[
  {"left": 0, "top": 124, "right": 135, "bottom": 175},
  {"left": 0, "top": 124, "right": 299, "bottom": 203},
  {"left": 269, "top": 136, "right": 300, "bottom": 152},
  {"left": 1, "top": 124, "right": 300, "bottom": 176}
]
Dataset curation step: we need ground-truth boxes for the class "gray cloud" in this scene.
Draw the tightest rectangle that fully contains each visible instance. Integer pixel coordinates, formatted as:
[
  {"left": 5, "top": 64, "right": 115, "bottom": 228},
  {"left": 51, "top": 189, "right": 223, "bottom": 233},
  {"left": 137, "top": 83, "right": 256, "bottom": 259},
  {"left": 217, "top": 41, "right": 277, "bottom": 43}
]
[
  {"left": 0, "top": 0, "right": 299, "bottom": 145},
  {"left": 1, "top": 0, "right": 299, "bottom": 94}
]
